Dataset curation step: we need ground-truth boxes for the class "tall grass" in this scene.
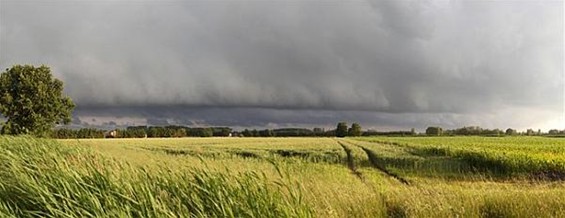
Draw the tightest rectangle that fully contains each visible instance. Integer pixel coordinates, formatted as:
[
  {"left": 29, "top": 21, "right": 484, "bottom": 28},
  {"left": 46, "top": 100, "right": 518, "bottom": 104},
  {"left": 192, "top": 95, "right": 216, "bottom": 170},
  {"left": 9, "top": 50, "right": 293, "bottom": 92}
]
[
  {"left": 51, "top": 137, "right": 565, "bottom": 217},
  {"left": 0, "top": 136, "right": 312, "bottom": 217},
  {"left": 356, "top": 137, "right": 565, "bottom": 178}
]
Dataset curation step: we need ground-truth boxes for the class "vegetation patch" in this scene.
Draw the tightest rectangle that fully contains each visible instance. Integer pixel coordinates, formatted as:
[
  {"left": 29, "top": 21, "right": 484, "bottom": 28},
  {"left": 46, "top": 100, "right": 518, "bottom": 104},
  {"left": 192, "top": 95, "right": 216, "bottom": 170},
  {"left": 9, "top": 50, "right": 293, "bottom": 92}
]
[
  {"left": 356, "top": 137, "right": 565, "bottom": 179},
  {"left": 384, "top": 199, "right": 408, "bottom": 218},
  {"left": 271, "top": 149, "right": 342, "bottom": 164},
  {"left": 4, "top": 136, "right": 565, "bottom": 217},
  {"left": 229, "top": 150, "right": 264, "bottom": 159},
  {"left": 0, "top": 136, "right": 313, "bottom": 217},
  {"left": 529, "top": 170, "right": 565, "bottom": 181}
]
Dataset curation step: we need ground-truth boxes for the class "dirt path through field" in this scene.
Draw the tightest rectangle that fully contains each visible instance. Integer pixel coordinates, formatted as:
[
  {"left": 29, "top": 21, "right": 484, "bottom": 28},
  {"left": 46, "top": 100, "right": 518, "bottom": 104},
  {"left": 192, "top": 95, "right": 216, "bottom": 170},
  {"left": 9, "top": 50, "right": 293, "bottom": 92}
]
[
  {"left": 343, "top": 140, "right": 411, "bottom": 185},
  {"left": 336, "top": 141, "right": 365, "bottom": 181}
]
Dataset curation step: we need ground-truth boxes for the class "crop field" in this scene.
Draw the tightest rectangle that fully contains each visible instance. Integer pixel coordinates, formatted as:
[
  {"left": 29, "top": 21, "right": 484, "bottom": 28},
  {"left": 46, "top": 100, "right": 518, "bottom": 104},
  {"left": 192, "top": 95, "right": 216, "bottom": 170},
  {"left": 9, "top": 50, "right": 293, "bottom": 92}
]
[
  {"left": 1, "top": 136, "right": 565, "bottom": 217},
  {"left": 356, "top": 137, "right": 565, "bottom": 179}
]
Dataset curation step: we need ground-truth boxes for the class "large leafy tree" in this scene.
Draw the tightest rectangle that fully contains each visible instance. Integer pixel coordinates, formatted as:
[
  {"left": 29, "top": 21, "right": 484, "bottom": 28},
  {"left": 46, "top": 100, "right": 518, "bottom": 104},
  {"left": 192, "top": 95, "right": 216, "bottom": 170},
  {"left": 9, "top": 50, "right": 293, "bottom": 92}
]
[
  {"left": 348, "top": 123, "right": 362, "bottom": 137},
  {"left": 336, "top": 122, "right": 348, "bottom": 138},
  {"left": 0, "top": 65, "right": 75, "bottom": 136}
]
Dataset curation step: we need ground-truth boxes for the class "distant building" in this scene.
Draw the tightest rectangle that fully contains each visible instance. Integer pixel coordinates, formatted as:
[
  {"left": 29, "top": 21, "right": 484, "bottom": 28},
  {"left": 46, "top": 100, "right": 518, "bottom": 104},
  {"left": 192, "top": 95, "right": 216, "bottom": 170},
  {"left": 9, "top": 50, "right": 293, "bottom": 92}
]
[{"left": 105, "top": 130, "right": 117, "bottom": 138}]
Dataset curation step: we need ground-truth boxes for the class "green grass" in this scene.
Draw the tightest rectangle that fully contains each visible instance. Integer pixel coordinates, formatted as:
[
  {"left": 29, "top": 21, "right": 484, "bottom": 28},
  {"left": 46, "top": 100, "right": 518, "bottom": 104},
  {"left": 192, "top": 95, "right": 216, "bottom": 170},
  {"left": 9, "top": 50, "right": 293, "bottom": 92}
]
[
  {"left": 355, "top": 137, "right": 565, "bottom": 179},
  {"left": 0, "top": 136, "right": 312, "bottom": 217},
  {"left": 2, "top": 136, "right": 565, "bottom": 217}
]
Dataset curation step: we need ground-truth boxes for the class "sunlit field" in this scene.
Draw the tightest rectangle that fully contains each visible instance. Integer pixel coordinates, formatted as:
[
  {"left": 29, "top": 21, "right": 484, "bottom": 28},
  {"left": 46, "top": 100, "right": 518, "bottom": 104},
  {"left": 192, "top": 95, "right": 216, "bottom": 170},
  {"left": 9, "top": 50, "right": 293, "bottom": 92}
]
[{"left": 1, "top": 136, "right": 565, "bottom": 217}]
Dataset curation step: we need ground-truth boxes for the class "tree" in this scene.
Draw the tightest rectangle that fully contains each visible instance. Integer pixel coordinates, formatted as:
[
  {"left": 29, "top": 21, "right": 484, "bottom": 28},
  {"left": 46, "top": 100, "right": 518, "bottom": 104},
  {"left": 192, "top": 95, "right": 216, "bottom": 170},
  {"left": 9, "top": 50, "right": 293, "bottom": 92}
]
[
  {"left": 242, "top": 129, "right": 252, "bottom": 137},
  {"left": 172, "top": 128, "right": 187, "bottom": 138},
  {"left": 312, "top": 127, "right": 324, "bottom": 136},
  {"left": 548, "top": 129, "right": 560, "bottom": 135},
  {"left": 200, "top": 128, "right": 213, "bottom": 137},
  {"left": 348, "top": 123, "right": 362, "bottom": 137},
  {"left": 425, "top": 127, "right": 443, "bottom": 136},
  {"left": 0, "top": 65, "right": 75, "bottom": 136},
  {"left": 212, "top": 127, "right": 232, "bottom": 137},
  {"left": 505, "top": 128, "right": 517, "bottom": 135},
  {"left": 336, "top": 122, "right": 348, "bottom": 137}
]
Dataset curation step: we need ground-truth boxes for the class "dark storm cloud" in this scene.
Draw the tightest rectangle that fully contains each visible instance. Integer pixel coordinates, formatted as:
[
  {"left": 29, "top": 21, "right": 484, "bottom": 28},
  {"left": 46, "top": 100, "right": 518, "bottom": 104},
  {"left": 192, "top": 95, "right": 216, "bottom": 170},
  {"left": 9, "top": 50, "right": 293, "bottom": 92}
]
[
  {"left": 74, "top": 105, "right": 553, "bottom": 132},
  {"left": 0, "top": 0, "right": 563, "bottom": 129}
]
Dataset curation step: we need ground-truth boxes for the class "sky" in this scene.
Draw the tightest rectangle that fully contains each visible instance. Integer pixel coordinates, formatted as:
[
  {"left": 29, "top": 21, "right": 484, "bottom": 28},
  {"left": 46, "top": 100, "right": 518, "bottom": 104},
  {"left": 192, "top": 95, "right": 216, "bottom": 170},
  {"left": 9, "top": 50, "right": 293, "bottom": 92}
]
[{"left": 0, "top": 0, "right": 563, "bottom": 131}]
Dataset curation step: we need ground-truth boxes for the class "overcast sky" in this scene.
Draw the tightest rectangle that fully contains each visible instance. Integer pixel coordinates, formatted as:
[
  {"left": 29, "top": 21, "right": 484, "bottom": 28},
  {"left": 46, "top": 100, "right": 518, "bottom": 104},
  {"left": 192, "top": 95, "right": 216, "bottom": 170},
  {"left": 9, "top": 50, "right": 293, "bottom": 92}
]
[{"left": 0, "top": 0, "right": 563, "bottom": 131}]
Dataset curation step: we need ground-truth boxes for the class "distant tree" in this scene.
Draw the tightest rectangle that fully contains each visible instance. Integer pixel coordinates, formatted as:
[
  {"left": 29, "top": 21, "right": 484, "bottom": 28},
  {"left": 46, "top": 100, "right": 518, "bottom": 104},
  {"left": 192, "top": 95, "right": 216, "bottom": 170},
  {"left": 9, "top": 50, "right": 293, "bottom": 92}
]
[
  {"left": 52, "top": 128, "right": 76, "bottom": 139},
  {"left": 212, "top": 127, "right": 232, "bottom": 137},
  {"left": 242, "top": 129, "right": 252, "bottom": 137},
  {"left": 148, "top": 126, "right": 176, "bottom": 137},
  {"left": 336, "top": 122, "right": 348, "bottom": 138},
  {"left": 221, "top": 128, "right": 232, "bottom": 136},
  {"left": 51, "top": 128, "right": 106, "bottom": 139},
  {"left": 0, "top": 65, "right": 75, "bottom": 136},
  {"left": 505, "top": 128, "right": 517, "bottom": 135},
  {"left": 425, "top": 127, "right": 443, "bottom": 136},
  {"left": 187, "top": 127, "right": 213, "bottom": 137},
  {"left": 172, "top": 128, "right": 187, "bottom": 137},
  {"left": 348, "top": 123, "right": 362, "bottom": 137},
  {"left": 411, "top": 128, "right": 416, "bottom": 135},
  {"left": 126, "top": 126, "right": 148, "bottom": 138},
  {"left": 312, "top": 127, "right": 325, "bottom": 136},
  {"left": 526, "top": 129, "right": 535, "bottom": 136},
  {"left": 259, "top": 129, "right": 273, "bottom": 137},
  {"left": 548, "top": 129, "right": 560, "bottom": 135},
  {"left": 201, "top": 128, "right": 213, "bottom": 137},
  {"left": 272, "top": 128, "right": 313, "bottom": 137},
  {"left": 325, "top": 129, "right": 336, "bottom": 137}
]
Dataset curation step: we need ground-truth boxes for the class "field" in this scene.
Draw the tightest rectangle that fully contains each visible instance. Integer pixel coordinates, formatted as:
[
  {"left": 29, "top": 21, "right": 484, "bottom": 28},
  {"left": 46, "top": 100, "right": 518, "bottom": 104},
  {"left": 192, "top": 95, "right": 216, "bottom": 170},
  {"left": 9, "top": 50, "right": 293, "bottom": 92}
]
[{"left": 1, "top": 136, "right": 565, "bottom": 217}]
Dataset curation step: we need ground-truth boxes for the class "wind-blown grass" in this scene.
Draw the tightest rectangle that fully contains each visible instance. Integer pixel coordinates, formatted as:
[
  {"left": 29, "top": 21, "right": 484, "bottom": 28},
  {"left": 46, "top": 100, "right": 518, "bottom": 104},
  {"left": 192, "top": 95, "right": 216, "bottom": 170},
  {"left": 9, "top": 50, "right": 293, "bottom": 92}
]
[
  {"left": 355, "top": 137, "right": 565, "bottom": 179},
  {"left": 0, "top": 136, "right": 312, "bottom": 217},
  {"left": 4, "top": 136, "right": 565, "bottom": 217}
]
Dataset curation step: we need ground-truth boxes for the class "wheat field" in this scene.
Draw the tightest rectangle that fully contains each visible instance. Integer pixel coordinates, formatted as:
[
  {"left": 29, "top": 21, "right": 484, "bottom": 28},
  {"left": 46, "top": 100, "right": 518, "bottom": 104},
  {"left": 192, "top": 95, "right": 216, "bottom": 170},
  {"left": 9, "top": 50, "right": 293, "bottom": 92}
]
[{"left": 1, "top": 136, "right": 564, "bottom": 217}]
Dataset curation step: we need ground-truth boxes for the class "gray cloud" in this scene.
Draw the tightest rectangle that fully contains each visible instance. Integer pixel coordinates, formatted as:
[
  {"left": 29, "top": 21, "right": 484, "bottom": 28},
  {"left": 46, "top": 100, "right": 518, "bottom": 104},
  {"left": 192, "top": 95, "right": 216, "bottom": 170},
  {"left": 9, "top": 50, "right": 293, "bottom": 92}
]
[
  {"left": 73, "top": 106, "right": 560, "bottom": 132},
  {"left": 0, "top": 0, "right": 563, "bottom": 130}
]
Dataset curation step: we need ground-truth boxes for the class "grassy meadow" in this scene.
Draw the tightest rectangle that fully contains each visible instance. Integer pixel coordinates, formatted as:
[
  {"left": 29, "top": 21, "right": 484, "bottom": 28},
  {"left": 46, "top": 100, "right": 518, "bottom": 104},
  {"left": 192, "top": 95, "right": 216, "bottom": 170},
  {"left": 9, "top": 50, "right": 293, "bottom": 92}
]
[{"left": 1, "top": 136, "right": 565, "bottom": 217}]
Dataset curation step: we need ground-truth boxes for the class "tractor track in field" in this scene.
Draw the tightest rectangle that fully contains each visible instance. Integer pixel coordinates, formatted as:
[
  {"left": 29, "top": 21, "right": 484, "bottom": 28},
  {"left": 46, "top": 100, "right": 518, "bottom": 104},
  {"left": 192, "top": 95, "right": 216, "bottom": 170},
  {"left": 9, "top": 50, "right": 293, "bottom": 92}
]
[
  {"left": 345, "top": 141, "right": 411, "bottom": 185},
  {"left": 336, "top": 141, "right": 365, "bottom": 182}
]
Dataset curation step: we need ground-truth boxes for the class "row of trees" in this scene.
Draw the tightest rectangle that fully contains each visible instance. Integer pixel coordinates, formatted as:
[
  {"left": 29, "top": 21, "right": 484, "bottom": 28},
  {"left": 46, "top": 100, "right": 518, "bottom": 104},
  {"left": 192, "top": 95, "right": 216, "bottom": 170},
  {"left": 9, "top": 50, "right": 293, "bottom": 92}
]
[
  {"left": 46, "top": 124, "right": 565, "bottom": 139},
  {"left": 363, "top": 129, "right": 416, "bottom": 137},
  {"left": 51, "top": 126, "right": 233, "bottom": 139},
  {"left": 50, "top": 123, "right": 366, "bottom": 139},
  {"left": 239, "top": 128, "right": 327, "bottom": 137},
  {"left": 51, "top": 128, "right": 105, "bottom": 139},
  {"left": 425, "top": 126, "right": 565, "bottom": 136},
  {"left": 335, "top": 122, "right": 362, "bottom": 137}
]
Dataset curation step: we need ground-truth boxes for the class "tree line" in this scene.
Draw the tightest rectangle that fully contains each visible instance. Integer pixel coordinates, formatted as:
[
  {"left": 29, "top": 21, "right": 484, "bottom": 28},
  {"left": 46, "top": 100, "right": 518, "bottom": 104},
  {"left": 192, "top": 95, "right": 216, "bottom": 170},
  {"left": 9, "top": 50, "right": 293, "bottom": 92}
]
[
  {"left": 51, "top": 126, "right": 232, "bottom": 139},
  {"left": 50, "top": 124, "right": 565, "bottom": 139},
  {"left": 51, "top": 123, "right": 364, "bottom": 139},
  {"left": 424, "top": 126, "right": 565, "bottom": 136}
]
